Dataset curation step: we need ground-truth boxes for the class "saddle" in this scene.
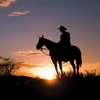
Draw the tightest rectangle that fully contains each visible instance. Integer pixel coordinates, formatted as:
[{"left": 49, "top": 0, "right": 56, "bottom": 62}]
[
  {"left": 59, "top": 46, "right": 70, "bottom": 62},
  {"left": 57, "top": 42, "right": 71, "bottom": 61}
]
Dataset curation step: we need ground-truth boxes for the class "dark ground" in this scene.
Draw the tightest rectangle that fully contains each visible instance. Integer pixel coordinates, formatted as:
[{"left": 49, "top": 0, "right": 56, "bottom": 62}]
[{"left": 0, "top": 75, "right": 100, "bottom": 100}]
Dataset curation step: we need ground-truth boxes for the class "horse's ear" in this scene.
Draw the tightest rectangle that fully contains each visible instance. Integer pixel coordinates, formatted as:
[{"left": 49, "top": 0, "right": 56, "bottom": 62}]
[
  {"left": 38, "top": 36, "right": 40, "bottom": 39},
  {"left": 42, "top": 35, "right": 44, "bottom": 38}
]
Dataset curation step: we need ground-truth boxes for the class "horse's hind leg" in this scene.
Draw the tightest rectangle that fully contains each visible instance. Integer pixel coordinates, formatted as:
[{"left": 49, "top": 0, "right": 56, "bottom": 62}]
[
  {"left": 77, "top": 65, "right": 79, "bottom": 75},
  {"left": 76, "top": 62, "right": 79, "bottom": 75},
  {"left": 76, "top": 60, "right": 79, "bottom": 75},
  {"left": 70, "top": 60, "right": 76, "bottom": 76}
]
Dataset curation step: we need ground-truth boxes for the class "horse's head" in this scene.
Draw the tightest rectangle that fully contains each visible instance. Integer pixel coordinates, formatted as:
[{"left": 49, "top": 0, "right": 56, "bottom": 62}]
[{"left": 36, "top": 35, "right": 44, "bottom": 50}]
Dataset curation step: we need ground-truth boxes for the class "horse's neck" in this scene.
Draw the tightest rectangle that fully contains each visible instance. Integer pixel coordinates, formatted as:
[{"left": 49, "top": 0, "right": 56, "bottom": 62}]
[{"left": 43, "top": 38, "right": 55, "bottom": 50}]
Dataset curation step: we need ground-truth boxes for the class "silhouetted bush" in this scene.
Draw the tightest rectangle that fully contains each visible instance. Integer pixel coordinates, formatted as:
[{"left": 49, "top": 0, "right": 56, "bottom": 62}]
[{"left": 0, "top": 56, "right": 19, "bottom": 76}]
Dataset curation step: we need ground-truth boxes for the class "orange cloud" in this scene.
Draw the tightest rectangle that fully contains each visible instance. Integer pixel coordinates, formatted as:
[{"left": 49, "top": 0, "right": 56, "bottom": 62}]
[
  {"left": 19, "top": 62, "right": 38, "bottom": 68},
  {"left": 0, "top": 0, "right": 16, "bottom": 7},
  {"left": 81, "top": 62, "right": 100, "bottom": 69},
  {"left": 60, "top": 62, "right": 100, "bottom": 74},
  {"left": 8, "top": 11, "right": 31, "bottom": 16},
  {"left": 11, "top": 50, "right": 41, "bottom": 56},
  {"left": 13, "top": 66, "right": 32, "bottom": 77}
]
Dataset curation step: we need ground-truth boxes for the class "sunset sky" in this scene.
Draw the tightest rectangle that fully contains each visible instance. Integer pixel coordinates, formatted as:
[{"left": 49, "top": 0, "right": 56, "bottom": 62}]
[{"left": 0, "top": 0, "right": 100, "bottom": 78}]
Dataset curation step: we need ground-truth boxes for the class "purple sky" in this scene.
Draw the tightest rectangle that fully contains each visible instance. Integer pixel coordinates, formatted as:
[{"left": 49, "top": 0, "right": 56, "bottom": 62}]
[{"left": 0, "top": 0, "right": 100, "bottom": 75}]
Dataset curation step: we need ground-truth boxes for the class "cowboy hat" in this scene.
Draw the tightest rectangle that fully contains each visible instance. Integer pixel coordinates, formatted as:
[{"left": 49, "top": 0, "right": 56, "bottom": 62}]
[{"left": 58, "top": 26, "right": 67, "bottom": 30}]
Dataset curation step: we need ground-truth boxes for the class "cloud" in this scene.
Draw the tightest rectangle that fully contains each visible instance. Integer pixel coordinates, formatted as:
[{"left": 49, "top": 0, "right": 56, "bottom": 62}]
[
  {"left": 11, "top": 50, "right": 41, "bottom": 56},
  {"left": 17, "top": 62, "right": 37, "bottom": 68},
  {"left": 8, "top": 11, "right": 31, "bottom": 16},
  {"left": 81, "top": 62, "right": 100, "bottom": 69},
  {"left": 61, "top": 62, "right": 100, "bottom": 74},
  {"left": 76, "top": 62, "right": 100, "bottom": 74},
  {"left": 13, "top": 65, "right": 34, "bottom": 77},
  {"left": 0, "top": 0, "right": 16, "bottom": 7}
]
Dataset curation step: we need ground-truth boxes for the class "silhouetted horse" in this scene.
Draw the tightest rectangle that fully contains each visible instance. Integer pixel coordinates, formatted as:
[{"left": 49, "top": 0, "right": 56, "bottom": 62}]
[{"left": 36, "top": 35, "right": 82, "bottom": 77}]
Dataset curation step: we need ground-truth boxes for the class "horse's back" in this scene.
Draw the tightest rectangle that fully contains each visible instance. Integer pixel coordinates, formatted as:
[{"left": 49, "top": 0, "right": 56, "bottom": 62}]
[{"left": 71, "top": 45, "right": 81, "bottom": 52}]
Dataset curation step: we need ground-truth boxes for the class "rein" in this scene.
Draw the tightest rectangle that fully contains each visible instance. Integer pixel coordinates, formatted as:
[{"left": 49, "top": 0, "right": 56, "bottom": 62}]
[{"left": 40, "top": 47, "right": 50, "bottom": 56}]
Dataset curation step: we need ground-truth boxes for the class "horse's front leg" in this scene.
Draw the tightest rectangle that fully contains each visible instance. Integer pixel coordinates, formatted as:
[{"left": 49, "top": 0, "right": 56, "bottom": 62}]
[
  {"left": 58, "top": 61, "right": 63, "bottom": 76},
  {"left": 52, "top": 59, "right": 59, "bottom": 77}
]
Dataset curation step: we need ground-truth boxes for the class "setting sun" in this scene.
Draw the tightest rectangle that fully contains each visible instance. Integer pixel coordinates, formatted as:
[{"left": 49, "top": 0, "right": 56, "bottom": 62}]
[
  {"left": 29, "top": 65, "right": 57, "bottom": 80},
  {"left": 40, "top": 68, "right": 56, "bottom": 80}
]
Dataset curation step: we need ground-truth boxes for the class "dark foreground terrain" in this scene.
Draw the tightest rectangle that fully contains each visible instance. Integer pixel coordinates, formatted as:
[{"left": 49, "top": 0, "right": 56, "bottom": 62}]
[{"left": 0, "top": 75, "right": 100, "bottom": 100}]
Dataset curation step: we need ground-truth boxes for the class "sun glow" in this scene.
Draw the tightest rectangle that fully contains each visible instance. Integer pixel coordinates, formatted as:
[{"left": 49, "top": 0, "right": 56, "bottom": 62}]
[
  {"left": 29, "top": 65, "right": 57, "bottom": 80},
  {"left": 14, "top": 62, "right": 71, "bottom": 80}
]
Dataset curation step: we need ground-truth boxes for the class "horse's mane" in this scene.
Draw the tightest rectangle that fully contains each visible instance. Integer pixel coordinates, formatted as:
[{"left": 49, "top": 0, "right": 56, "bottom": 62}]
[{"left": 43, "top": 37, "right": 57, "bottom": 44}]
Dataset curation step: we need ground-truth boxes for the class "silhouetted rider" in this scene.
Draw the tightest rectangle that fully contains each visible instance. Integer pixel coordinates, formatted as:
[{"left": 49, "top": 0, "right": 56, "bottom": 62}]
[{"left": 58, "top": 26, "right": 71, "bottom": 58}]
